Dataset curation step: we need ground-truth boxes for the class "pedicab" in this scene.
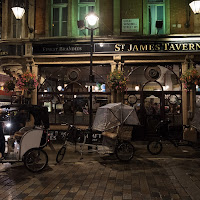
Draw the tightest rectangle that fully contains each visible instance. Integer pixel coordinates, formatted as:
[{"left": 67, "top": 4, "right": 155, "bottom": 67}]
[
  {"left": 0, "top": 104, "right": 49, "bottom": 172},
  {"left": 56, "top": 102, "right": 140, "bottom": 162}
]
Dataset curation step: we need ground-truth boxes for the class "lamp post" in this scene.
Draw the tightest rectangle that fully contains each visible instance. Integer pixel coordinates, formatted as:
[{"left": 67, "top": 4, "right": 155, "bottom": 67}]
[{"left": 85, "top": 13, "right": 99, "bottom": 145}]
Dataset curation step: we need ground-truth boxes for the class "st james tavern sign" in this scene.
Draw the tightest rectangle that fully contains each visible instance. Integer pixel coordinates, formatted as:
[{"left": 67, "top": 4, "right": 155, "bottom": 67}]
[{"left": 33, "top": 40, "right": 200, "bottom": 55}]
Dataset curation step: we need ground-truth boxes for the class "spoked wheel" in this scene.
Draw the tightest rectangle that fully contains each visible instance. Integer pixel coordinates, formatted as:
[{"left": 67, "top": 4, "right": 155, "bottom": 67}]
[
  {"left": 56, "top": 146, "right": 66, "bottom": 163},
  {"left": 147, "top": 141, "right": 163, "bottom": 155},
  {"left": 24, "top": 148, "right": 48, "bottom": 172},
  {"left": 115, "top": 141, "right": 135, "bottom": 161}
]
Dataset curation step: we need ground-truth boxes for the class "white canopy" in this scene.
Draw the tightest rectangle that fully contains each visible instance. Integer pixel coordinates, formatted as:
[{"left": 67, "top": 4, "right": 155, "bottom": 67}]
[{"left": 92, "top": 103, "right": 140, "bottom": 132}]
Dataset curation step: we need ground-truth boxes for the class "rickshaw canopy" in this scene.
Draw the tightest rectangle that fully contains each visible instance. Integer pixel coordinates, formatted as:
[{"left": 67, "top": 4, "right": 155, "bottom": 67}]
[{"left": 92, "top": 102, "right": 140, "bottom": 132}]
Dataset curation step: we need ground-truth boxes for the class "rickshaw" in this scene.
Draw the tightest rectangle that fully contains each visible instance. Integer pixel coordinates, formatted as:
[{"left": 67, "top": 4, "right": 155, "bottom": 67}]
[
  {"left": 0, "top": 104, "right": 49, "bottom": 172},
  {"left": 56, "top": 103, "right": 140, "bottom": 162}
]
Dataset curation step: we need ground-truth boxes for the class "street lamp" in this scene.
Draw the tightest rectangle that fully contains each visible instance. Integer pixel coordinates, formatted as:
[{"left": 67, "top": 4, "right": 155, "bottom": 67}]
[{"left": 84, "top": 12, "right": 99, "bottom": 145}]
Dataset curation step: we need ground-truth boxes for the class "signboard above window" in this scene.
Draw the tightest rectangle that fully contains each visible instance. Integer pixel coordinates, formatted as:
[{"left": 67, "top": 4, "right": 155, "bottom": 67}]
[{"left": 122, "top": 19, "right": 139, "bottom": 32}]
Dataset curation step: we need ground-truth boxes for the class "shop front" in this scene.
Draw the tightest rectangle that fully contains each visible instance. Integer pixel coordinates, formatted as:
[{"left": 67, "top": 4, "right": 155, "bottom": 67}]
[
  {"left": 32, "top": 37, "right": 200, "bottom": 140},
  {"left": 1, "top": 36, "right": 200, "bottom": 140}
]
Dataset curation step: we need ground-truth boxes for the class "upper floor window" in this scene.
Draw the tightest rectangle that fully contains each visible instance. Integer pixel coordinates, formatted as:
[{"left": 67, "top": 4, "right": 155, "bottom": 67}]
[
  {"left": 78, "top": 0, "right": 96, "bottom": 36},
  {"left": 51, "top": 0, "right": 68, "bottom": 37},
  {"left": 147, "top": 0, "right": 165, "bottom": 35}
]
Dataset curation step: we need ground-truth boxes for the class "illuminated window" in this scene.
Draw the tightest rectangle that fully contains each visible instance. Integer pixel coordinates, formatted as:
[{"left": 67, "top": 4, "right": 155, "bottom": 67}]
[
  {"left": 147, "top": 0, "right": 165, "bottom": 35},
  {"left": 51, "top": 0, "right": 68, "bottom": 37}
]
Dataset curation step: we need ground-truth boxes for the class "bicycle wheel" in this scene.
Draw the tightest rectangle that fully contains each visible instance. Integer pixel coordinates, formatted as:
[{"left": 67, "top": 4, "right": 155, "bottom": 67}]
[
  {"left": 24, "top": 148, "right": 48, "bottom": 172},
  {"left": 115, "top": 141, "right": 135, "bottom": 161},
  {"left": 147, "top": 141, "right": 163, "bottom": 155},
  {"left": 56, "top": 146, "right": 66, "bottom": 163}
]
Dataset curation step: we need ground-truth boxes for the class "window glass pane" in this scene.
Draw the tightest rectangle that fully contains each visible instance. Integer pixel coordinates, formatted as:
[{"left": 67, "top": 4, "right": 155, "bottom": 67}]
[
  {"left": 79, "top": 29, "right": 86, "bottom": 36},
  {"left": 53, "top": 0, "right": 68, "bottom": 4},
  {"left": 80, "top": 0, "right": 95, "bottom": 2},
  {"left": 53, "top": 8, "right": 59, "bottom": 21},
  {"left": 88, "top": 6, "right": 94, "bottom": 12},
  {"left": 80, "top": 6, "right": 86, "bottom": 20},
  {"left": 148, "top": 0, "right": 163, "bottom": 2},
  {"left": 157, "top": 6, "right": 163, "bottom": 20},
  {"left": 62, "top": 22, "right": 67, "bottom": 36},
  {"left": 62, "top": 7, "right": 68, "bottom": 21},
  {"left": 53, "top": 22, "right": 59, "bottom": 36},
  {"left": 53, "top": 0, "right": 61, "bottom": 4}
]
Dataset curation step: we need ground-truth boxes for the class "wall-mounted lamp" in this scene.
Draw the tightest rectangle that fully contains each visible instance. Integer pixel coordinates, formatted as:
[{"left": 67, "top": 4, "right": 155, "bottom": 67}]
[
  {"left": 190, "top": 1, "right": 200, "bottom": 14},
  {"left": 12, "top": 6, "right": 25, "bottom": 20},
  {"left": 11, "top": 0, "right": 34, "bottom": 33}
]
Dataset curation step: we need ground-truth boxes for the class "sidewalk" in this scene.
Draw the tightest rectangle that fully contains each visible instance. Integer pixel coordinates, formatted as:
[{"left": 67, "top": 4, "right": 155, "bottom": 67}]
[{"left": 0, "top": 142, "right": 200, "bottom": 200}]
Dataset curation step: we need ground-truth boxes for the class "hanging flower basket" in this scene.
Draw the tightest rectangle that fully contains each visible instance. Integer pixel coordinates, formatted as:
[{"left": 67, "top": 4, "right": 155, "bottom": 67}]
[
  {"left": 180, "top": 67, "right": 200, "bottom": 90},
  {"left": 3, "top": 79, "right": 15, "bottom": 93},
  {"left": 107, "top": 69, "right": 128, "bottom": 92},
  {"left": 16, "top": 71, "right": 38, "bottom": 92}
]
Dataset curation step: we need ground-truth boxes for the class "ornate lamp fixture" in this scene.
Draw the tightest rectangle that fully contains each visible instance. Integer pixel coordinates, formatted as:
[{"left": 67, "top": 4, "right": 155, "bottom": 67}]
[
  {"left": 85, "top": 13, "right": 99, "bottom": 26},
  {"left": 189, "top": 1, "right": 200, "bottom": 14},
  {"left": 11, "top": 0, "right": 25, "bottom": 20}
]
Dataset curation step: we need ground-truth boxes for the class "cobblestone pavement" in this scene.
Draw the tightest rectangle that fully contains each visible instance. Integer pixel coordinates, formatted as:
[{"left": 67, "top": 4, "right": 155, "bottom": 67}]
[{"left": 0, "top": 142, "right": 200, "bottom": 200}]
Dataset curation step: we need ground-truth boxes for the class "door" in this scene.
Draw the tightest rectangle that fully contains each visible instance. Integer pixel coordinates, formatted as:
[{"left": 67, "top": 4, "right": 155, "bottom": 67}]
[{"left": 140, "top": 82, "right": 165, "bottom": 138}]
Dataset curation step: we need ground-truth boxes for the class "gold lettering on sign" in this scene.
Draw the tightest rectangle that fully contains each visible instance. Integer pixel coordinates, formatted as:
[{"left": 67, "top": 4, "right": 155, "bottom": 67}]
[
  {"left": 189, "top": 43, "right": 195, "bottom": 50},
  {"left": 182, "top": 44, "right": 188, "bottom": 50},
  {"left": 140, "top": 45, "right": 148, "bottom": 51},
  {"left": 155, "top": 44, "right": 161, "bottom": 50},
  {"left": 196, "top": 43, "right": 200, "bottom": 50},
  {"left": 164, "top": 43, "right": 169, "bottom": 50},
  {"left": 133, "top": 45, "right": 139, "bottom": 51},
  {"left": 115, "top": 44, "right": 121, "bottom": 51},
  {"left": 168, "top": 44, "right": 176, "bottom": 51},
  {"left": 128, "top": 44, "right": 132, "bottom": 51},
  {"left": 175, "top": 44, "right": 182, "bottom": 50}
]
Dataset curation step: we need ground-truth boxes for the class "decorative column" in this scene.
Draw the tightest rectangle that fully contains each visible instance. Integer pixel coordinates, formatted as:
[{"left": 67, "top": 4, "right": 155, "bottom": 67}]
[
  {"left": 182, "top": 61, "right": 189, "bottom": 126},
  {"left": 189, "top": 61, "right": 196, "bottom": 120},
  {"left": 31, "top": 64, "right": 38, "bottom": 105}
]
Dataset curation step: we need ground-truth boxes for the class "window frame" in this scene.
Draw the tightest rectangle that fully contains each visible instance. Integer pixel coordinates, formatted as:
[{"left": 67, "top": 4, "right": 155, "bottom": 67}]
[
  {"left": 147, "top": 0, "right": 165, "bottom": 35},
  {"left": 51, "top": 0, "right": 68, "bottom": 37},
  {"left": 78, "top": 0, "right": 96, "bottom": 36}
]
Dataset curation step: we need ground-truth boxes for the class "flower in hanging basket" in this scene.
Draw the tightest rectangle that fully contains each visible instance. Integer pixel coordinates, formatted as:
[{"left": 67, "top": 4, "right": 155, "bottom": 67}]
[
  {"left": 107, "top": 69, "right": 128, "bottom": 91},
  {"left": 16, "top": 71, "right": 38, "bottom": 91},
  {"left": 3, "top": 79, "right": 15, "bottom": 93},
  {"left": 180, "top": 67, "right": 200, "bottom": 90}
]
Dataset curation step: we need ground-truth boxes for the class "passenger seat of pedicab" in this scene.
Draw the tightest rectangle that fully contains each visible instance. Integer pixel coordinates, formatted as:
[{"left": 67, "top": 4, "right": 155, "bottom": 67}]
[{"left": 8, "top": 106, "right": 49, "bottom": 151}]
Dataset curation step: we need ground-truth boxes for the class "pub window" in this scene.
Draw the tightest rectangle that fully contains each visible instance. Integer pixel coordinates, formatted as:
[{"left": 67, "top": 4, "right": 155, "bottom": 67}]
[
  {"left": 78, "top": 0, "right": 96, "bottom": 36},
  {"left": 51, "top": 0, "right": 68, "bottom": 37},
  {"left": 147, "top": 0, "right": 165, "bottom": 35}
]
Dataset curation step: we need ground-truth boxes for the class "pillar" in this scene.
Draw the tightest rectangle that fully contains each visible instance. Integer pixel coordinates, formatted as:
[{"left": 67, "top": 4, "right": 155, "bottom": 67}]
[
  {"left": 182, "top": 61, "right": 189, "bottom": 125},
  {"left": 31, "top": 64, "right": 38, "bottom": 105}
]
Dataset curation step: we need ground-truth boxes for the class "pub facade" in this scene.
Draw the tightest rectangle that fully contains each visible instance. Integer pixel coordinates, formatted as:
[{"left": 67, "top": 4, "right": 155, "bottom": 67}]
[{"left": 1, "top": 0, "right": 200, "bottom": 139}]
